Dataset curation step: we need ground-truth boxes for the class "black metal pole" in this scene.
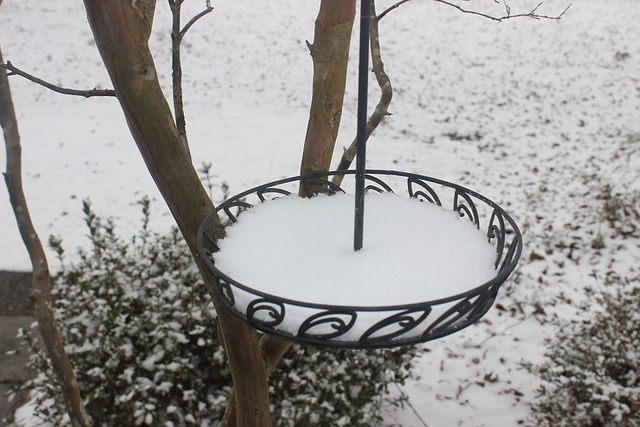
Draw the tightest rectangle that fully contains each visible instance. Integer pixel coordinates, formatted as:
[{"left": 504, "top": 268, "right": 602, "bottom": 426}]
[{"left": 354, "top": 0, "right": 371, "bottom": 251}]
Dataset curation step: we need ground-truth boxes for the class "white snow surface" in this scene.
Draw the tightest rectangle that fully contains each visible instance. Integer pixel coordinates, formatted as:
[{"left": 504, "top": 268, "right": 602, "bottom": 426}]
[
  {"left": 216, "top": 192, "right": 496, "bottom": 306},
  {"left": 1, "top": 0, "right": 639, "bottom": 426}
]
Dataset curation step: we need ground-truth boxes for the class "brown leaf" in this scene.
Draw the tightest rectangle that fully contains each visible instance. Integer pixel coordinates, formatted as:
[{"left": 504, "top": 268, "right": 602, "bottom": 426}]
[
  {"left": 532, "top": 306, "right": 546, "bottom": 316},
  {"left": 484, "top": 372, "right": 499, "bottom": 383},
  {"left": 503, "top": 388, "right": 524, "bottom": 396},
  {"left": 529, "top": 251, "right": 545, "bottom": 261}
]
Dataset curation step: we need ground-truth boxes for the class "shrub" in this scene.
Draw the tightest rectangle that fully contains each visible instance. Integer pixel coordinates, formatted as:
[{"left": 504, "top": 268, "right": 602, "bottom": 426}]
[
  {"left": 270, "top": 344, "right": 415, "bottom": 426},
  {"left": 528, "top": 276, "right": 640, "bottom": 426},
  {"left": 11, "top": 198, "right": 418, "bottom": 426}
]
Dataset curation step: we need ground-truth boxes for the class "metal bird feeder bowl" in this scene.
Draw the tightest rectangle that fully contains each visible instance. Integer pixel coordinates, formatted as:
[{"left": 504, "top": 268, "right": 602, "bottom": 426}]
[
  {"left": 197, "top": 0, "right": 522, "bottom": 349},
  {"left": 197, "top": 170, "right": 522, "bottom": 348}
]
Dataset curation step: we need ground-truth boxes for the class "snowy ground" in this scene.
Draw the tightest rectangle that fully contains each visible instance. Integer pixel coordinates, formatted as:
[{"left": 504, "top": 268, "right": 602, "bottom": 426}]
[{"left": 1, "top": 0, "right": 639, "bottom": 426}]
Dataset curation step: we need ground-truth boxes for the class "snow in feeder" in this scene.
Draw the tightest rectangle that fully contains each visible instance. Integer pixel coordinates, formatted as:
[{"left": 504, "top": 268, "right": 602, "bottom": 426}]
[
  {"left": 197, "top": 170, "right": 522, "bottom": 348},
  {"left": 196, "top": 1, "right": 522, "bottom": 349}
]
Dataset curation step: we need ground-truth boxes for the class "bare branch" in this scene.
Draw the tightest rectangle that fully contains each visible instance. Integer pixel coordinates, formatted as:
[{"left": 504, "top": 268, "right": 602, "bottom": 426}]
[
  {"left": 169, "top": 0, "right": 214, "bottom": 158},
  {"left": 169, "top": 0, "right": 190, "bottom": 157},
  {"left": 1, "top": 61, "right": 116, "bottom": 98},
  {"left": 431, "top": 0, "right": 571, "bottom": 22},
  {"left": 379, "top": 0, "right": 571, "bottom": 22},
  {"left": 83, "top": 1, "right": 271, "bottom": 424},
  {"left": 503, "top": 1, "right": 511, "bottom": 16},
  {"left": 334, "top": 0, "right": 571, "bottom": 181},
  {"left": 333, "top": 0, "right": 392, "bottom": 185},
  {"left": 1, "top": 45, "right": 90, "bottom": 427},
  {"left": 180, "top": 0, "right": 214, "bottom": 40},
  {"left": 378, "top": 0, "right": 411, "bottom": 21}
]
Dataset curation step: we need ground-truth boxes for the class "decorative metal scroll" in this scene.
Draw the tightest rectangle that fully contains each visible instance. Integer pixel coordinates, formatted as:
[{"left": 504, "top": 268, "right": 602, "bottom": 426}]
[{"left": 197, "top": 170, "right": 522, "bottom": 349}]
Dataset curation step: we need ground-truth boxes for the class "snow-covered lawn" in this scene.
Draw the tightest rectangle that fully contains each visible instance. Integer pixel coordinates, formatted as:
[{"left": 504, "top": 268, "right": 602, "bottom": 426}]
[{"left": 1, "top": 0, "right": 639, "bottom": 425}]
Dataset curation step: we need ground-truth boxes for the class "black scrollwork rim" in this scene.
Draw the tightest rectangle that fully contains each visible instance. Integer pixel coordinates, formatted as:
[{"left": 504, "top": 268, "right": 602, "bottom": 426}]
[{"left": 197, "top": 170, "right": 523, "bottom": 349}]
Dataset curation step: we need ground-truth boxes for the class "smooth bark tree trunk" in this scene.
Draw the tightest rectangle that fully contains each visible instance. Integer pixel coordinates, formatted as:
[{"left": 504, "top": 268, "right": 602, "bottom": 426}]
[
  {"left": 81, "top": 1, "right": 271, "bottom": 425},
  {"left": 299, "top": 0, "right": 357, "bottom": 194}
]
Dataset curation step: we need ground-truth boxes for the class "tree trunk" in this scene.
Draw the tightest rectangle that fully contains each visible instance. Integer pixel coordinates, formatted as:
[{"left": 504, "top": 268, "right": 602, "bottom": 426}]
[
  {"left": 253, "top": 1, "right": 359, "bottom": 395},
  {"left": 1, "top": 44, "right": 89, "bottom": 427},
  {"left": 299, "top": 0, "right": 357, "bottom": 194},
  {"left": 81, "top": 1, "right": 271, "bottom": 425}
]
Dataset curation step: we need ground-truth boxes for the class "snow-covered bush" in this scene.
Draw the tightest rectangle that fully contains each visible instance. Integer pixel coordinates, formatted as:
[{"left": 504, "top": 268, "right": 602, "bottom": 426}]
[
  {"left": 529, "top": 278, "right": 640, "bottom": 426},
  {"left": 270, "top": 344, "right": 415, "bottom": 426},
  {"left": 13, "top": 198, "right": 418, "bottom": 426}
]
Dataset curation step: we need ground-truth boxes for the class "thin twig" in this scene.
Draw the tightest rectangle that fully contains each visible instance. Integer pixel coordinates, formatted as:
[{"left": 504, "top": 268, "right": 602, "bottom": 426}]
[
  {"left": 378, "top": 0, "right": 411, "bottom": 21},
  {"left": 169, "top": 0, "right": 214, "bottom": 158},
  {"left": 343, "top": 0, "right": 570, "bottom": 179},
  {"left": 379, "top": 0, "right": 571, "bottom": 22},
  {"left": 1, "top": 61, "right": 116, "bottom": 98},
  {"left": 394, "top": 382, "right": 429, "bottom": 427},
  {"left": 180, "top": 0, "right": 213, "bottom": 40},
  {"left": 462, "top": 316, "right": 529, "bottom": 349},
  {"left": 503, "top": 0, "right": 511, "bottom": 17},
  {"left": 432, "top": 0, "right": 571, "bottom": 22}
]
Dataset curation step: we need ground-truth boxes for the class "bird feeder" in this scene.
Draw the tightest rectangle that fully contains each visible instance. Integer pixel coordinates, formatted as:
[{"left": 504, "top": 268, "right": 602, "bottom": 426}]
[{"left": 197, "top": 0, "right": 522, "bottom": 349}]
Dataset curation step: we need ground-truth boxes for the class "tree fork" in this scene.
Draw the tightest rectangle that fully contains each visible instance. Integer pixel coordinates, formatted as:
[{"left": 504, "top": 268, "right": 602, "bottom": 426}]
[{"left": 81, "top": 1, "right": 271, "bottom": 425}]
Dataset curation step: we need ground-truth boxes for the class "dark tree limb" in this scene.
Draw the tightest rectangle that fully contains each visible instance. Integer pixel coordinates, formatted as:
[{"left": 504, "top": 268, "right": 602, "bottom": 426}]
[
  {"left": 377, "top": 0, "right": 412, "bottom": 20},
  {"left": 333, "top": 0, "right": 392, "bottom": 186},
  {"left": 378, "top": 0, "right": 571, "bottom": 22},
  {"left": 169, "top": 0, "right": 213, "bottom": 158},
  {"left": 0, "top": 45, "right": 90, "bottom": 427},
  {"left": 82, "top": 1, "right": 270, "bottom": 425},
  {"left": 167, "top": 0, "right": 213, "bottom": 158},
  {"left": 1, "top": 61, "right": 116, "bottom": 98},
  {"left": 169, "top": 0, "right": 188, "bottom": 157}
]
